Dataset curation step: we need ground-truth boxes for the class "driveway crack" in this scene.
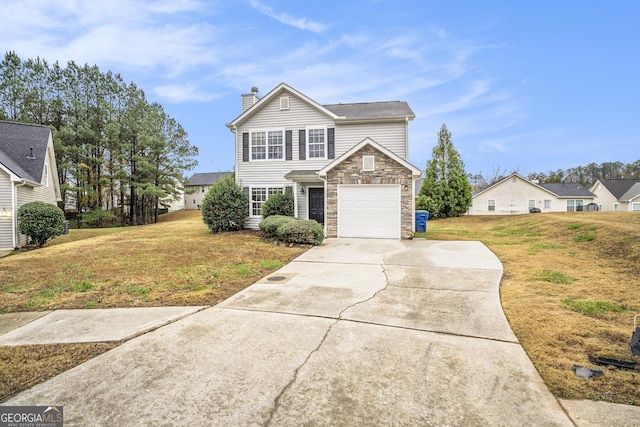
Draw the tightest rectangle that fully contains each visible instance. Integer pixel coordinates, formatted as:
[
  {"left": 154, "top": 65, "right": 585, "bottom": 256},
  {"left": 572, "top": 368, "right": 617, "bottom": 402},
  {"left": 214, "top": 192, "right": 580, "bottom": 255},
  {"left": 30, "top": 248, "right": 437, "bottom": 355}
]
[
  {"left": 264, "top": 319, "right": 338, "bottom": 427},
  {"left": 337, "top": 264, "right": 389, "bottom": 319}
]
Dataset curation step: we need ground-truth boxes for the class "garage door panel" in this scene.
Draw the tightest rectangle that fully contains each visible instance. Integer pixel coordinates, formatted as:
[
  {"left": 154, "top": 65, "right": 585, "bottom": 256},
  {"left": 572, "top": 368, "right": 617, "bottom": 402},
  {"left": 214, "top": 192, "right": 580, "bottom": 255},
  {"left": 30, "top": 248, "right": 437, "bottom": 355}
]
[{"left": 337, "top": 185, "right": 400, "bottom": 239}]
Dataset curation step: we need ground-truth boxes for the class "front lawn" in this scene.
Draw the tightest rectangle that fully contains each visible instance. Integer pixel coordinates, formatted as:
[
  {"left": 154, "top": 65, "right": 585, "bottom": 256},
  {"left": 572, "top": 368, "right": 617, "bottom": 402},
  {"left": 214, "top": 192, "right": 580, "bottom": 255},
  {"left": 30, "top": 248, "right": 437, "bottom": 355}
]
[{"left": 1, "top": 210, "right": 308, "bottom": 312}]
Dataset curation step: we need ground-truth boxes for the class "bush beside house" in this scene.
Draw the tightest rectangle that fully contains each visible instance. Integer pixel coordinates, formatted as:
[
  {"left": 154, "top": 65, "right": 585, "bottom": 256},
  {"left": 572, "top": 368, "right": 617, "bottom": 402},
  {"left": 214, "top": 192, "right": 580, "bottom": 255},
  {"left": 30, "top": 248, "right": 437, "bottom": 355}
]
[
  {"left": 17, "top": 201, "right": 65, "bottom": 247},
  {"left": 258, "top": 215, "right": 324, "bottom": 245},
  {"left": 201, "top": 174, "right": 248, "bottom": 232}
]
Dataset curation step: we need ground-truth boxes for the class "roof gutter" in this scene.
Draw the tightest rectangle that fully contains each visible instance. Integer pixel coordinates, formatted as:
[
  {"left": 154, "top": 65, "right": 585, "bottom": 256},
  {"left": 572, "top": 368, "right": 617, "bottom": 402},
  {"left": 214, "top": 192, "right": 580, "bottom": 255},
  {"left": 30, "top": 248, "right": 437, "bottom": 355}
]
[{"left": 11, "top": 179, "right": 28, "bottom": 248}]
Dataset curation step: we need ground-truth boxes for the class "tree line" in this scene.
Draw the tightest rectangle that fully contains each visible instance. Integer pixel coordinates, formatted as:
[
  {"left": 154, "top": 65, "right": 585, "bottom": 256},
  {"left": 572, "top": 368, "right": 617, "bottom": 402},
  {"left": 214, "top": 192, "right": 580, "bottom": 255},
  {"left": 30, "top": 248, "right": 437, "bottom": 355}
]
[
  {"left": 468, "top": 160, "right": 640, "bottom": 192},
  {"left": 0, "top": 51, "right": 198, "bottom": 226}
]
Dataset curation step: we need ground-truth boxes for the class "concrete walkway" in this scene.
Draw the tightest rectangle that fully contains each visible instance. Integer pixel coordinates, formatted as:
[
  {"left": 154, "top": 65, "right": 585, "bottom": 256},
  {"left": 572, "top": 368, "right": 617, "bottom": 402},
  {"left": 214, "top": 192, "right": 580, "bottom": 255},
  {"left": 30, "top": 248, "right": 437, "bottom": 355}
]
[{"left": 2, "top": 239, "right": 639, "bottom": 426}]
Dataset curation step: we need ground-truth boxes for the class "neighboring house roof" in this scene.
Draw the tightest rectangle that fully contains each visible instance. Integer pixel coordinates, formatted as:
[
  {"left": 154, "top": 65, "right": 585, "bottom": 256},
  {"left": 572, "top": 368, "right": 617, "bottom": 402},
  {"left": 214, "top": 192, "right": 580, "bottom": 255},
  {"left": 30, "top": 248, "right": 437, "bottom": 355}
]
[
  {"left": 473, "top": 172, "right": 595, "bottom": 199},
  {"left": 226, "top": 83, "right": 415, "bottom": 129},
  {"left": 537, "top": 182, "right": 595, "bottom": 198},
  {"left": 319, "top": 137, "right": 421, "bottom": 178},
  {"left": 620, "top": 182, "right": 640, "bottom": 202},
  {"left": 186, "top": 172, "right": 230, "bottom": 186},
  {"left": 593, "top": 179, "right": 640, "bottom": 200},
  {"left": 0, "top": 120, "right": 50, "bottom": 184}
]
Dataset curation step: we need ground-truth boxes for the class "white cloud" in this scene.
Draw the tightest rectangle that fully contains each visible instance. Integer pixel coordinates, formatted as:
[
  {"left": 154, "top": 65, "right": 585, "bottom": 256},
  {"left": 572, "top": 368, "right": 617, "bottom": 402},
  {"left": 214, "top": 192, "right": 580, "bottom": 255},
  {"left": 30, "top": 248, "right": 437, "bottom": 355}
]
[
  {"left": 249, "top": 0, "right": 327, "bottom": 33},
  {"left": 153, "top": 84, "right": 220, "bottom": 103}
]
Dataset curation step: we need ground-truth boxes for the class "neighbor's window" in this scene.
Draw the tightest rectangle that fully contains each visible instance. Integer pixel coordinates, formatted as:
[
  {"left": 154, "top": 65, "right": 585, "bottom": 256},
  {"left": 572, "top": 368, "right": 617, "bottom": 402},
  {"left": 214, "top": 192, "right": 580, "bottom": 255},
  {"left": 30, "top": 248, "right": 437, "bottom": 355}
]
[
  {"left": 251, "top": 187, "right": 284, "bottom": 216},
  {"left": 633, "top": 203, "right": 640, "bottom": 211},
  {"left": 528, "top": 200, "right": 535, "bottom": 209},
  {"left": 544, "top": 200, "right": 551, "bottom": 210},
  {"left": 614, "top": 203, "right": 619, "bottom": 211},
  {"left": 488, "top": 200, "right": 496, "bottom": 212},
  {"left": 566, "top": 200, "right": 584, "bottom": 212},
  {"left": 43, "top": 163, "right": 49, "bottom": 187},
  {"left": 308, "top": 128, "right": 325, "bottom": 158}
]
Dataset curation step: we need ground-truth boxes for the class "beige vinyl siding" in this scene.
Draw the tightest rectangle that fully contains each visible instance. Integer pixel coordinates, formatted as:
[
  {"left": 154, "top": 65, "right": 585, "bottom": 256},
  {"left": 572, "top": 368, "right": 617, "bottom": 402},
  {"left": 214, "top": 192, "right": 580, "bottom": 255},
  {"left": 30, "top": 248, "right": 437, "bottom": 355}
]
[
  {"left": 0, "top": 171, "right": 13, "bottom": 249},
  {"left": 334, "top": 122, "right": 408, "bottom": 159},
  {"left": 589, "top": 182, "right": 618, "bottom": 211}
]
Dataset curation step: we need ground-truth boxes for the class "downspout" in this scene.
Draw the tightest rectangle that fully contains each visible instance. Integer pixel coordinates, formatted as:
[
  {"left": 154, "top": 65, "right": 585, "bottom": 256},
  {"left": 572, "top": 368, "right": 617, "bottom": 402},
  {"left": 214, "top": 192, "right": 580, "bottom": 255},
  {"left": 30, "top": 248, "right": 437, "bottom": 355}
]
[{"left": 12, "top": 179, "right": 28, "bottom": 249}]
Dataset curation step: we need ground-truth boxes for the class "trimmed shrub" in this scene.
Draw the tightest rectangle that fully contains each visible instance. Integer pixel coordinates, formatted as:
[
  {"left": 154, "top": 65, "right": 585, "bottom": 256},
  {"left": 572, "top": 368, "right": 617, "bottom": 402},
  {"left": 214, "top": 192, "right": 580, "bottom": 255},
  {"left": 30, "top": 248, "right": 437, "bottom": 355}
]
[
  {"left": 277, "top": 219, "right": 324, "bottom": 245},
  {"left": 80, "top": 209, "right": 116, "bottom": 228},
  {"left": 201, "top": 174, "right": 248, "bottom": 232},
  {"left": 17, "top": 201, "right": 65, "bottom": 247},
  {"left": 262, "top": 192, "right": 294, "bottom": 218},
  {"left": 259, "top": 215, "right": 296, "bottom": 238}
]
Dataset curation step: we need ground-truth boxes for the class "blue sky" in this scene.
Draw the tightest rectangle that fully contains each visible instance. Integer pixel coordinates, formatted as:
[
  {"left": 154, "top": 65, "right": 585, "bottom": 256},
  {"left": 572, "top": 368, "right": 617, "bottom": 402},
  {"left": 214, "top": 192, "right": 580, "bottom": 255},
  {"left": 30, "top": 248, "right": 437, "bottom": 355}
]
[{"left": 1, "top": 0, "right": 638, "bottom": 178}]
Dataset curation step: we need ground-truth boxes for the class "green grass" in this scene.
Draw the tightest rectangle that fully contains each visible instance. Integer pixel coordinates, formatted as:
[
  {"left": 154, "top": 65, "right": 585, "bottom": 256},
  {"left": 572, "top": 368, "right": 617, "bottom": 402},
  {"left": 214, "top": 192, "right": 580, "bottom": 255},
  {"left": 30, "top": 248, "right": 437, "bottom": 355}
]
[
  {"left": 568, "top": 223, "right": 584, "bottom": 230},
  {"left": 233, "top": 264, "right": 254, "bottom": 276},
  {"left": 561, "top": 298, "right": 630, "bottom": 316},
  {"left": 531, "top": 269, "right": 575, "bottom": 284},
  {"left": 118, "top": 285, "right": 150, "bottom": 296},
  {"left": 259, "top": 260, "right": 285, "bottom": 269},
  {"left": 72, "top": 280, "right": 93, "bottom": 292},
  {"left": 529, "top": 243, "right": 566, "bottom": 254},
  {"left": 574, "top": 233, "right": 595, "bottom": 242}
]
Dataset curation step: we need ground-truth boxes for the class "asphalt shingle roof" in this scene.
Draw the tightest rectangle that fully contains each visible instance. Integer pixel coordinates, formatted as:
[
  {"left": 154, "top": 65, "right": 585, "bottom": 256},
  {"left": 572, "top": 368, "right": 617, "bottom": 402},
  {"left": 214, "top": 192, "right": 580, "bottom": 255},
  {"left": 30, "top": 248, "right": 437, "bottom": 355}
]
[
  {"left": 538, "top": 182, "right": 595, "bottom": 198},
  {"left": 597, "top": 179, "right": 640, "bottom": 200},
  {"left": 187, "top": 172, "right": 231, "bottom": 186},
  {"left": 0, "top": 121, "right": 50, "bottom": 183},
  {"left": 323, "top": 101, "right": 415, "bottom": 120},
  {"left": 620, "top": 182, "right": 640, "bottom": 201}
]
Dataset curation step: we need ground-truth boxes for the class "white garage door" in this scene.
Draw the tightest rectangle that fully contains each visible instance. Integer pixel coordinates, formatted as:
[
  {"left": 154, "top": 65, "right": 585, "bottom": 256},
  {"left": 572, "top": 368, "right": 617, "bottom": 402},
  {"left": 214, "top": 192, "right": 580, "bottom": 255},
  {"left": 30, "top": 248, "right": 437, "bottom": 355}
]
[{"left": 337, "top": 185, "right": 401, "bottom": 239}]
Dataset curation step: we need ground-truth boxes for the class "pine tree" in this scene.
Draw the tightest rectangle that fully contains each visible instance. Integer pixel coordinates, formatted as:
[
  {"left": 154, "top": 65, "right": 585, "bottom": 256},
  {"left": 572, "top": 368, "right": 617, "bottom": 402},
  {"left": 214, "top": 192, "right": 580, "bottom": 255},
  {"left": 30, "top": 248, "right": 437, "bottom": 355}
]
[{"left": 418, "top": 124, "right": 472, "bottom": 218}]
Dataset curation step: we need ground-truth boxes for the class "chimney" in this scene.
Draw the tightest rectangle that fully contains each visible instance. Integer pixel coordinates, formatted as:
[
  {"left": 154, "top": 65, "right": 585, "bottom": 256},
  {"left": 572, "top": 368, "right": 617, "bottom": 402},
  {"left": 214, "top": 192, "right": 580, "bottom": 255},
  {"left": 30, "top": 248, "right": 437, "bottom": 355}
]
[{"left": 241, "top": 87, "right": 259, "bottom": 112}]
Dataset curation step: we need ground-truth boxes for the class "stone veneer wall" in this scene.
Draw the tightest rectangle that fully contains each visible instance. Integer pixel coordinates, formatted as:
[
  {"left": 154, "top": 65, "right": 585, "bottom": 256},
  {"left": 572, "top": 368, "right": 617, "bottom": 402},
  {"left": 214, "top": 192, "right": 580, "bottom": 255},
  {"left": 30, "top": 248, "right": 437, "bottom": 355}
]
[{"left": 325, "top": 145, "right": 414, "bottom": 239}]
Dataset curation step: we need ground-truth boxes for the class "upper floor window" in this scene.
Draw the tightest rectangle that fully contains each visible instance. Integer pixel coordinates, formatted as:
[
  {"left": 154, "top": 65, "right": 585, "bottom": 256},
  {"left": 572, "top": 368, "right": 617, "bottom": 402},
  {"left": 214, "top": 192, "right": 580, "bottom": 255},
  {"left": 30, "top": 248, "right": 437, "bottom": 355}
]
[
  {"left": 308, "top": 128, "right": 325, "bottom": 159},
  {"left": 251, "top": 130, "right": 283, "bottom": 160}
]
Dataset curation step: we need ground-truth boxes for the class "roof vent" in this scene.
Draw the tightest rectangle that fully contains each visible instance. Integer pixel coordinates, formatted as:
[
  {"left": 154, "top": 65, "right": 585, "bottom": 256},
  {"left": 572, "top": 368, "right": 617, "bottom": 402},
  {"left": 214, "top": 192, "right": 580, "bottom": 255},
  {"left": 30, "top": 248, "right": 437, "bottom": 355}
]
[{"left": 26, "top": 147, "right": 36, "bottom": 160}]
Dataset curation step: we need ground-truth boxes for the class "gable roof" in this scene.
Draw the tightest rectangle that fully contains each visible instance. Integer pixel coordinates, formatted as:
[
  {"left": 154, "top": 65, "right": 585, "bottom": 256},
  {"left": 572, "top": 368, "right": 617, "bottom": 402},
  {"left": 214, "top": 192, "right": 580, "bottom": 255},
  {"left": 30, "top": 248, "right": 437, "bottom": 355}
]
[
  {"left": 318, "top": 137, "right": 421, "bottom": 177},
  {"left": 537, "top": 182, "right": 595, "bottom": 198},
  {"left": 226, "top": 83, "right": 415, "bottom": 129},
  {"left": 620, "top": 182, "right": 640, "bottom": 202},
  {"left": 473, "top": 172, "right": 595, "bottom": 199},
  {"left": 593, "top": 179, "right": 640, "bottom": 200},
  {"left": 187, "top": 172, "right": 231, "bottom": 186},
  {"left": 0, "top": 121, "right": 51, "bottom": 184}
]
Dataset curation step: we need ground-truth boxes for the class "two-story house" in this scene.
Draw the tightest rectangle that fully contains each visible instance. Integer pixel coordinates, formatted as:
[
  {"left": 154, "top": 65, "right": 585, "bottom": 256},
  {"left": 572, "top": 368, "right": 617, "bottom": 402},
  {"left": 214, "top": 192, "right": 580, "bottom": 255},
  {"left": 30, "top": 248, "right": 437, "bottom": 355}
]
[
  {"left": 226, "top": 84, "right": 421, "bottom": 239},
  {"left": 184, "top": 172, "right": 231, "bottom": 210},
  {"left": 0, "top": 121, "right": 62, "bottom": 250}
]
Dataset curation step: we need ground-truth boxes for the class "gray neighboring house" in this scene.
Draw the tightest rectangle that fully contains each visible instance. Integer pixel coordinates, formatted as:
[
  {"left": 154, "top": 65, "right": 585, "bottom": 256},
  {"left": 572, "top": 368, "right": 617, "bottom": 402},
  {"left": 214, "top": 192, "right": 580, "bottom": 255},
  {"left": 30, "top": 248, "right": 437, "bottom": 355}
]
[
  {"left": 184, "top": 172, "right": 231, "bottom": 210},
  {"left": 469, "top": 172, "right": 596, "bottom": 215},
  {"left": 589, "top": 179, "right": 640, "bottom": 212},
  {"left": 226, "top": 83, "right": 421, "bottom": 239},
  {"left": 0, "top": 121, "right": 62, "bottom": 250}
]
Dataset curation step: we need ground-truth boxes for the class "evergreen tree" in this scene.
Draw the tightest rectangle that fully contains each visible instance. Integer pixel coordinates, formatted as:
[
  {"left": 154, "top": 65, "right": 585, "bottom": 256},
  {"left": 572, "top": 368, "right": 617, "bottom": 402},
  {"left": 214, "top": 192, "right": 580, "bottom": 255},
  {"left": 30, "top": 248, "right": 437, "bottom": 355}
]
[{"left": 418, "top": 124, "right": 472, "bottom": 218}]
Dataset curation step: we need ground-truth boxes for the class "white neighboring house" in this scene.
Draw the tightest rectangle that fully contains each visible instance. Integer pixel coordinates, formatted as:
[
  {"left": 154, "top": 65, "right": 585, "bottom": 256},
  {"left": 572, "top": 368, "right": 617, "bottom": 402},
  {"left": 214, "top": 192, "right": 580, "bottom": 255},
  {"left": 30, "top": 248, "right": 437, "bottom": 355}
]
[
  {"left": 469, "top": 173, "right": 596, "bottom": 215},
  {"left": 226, "top": 84, "right": 421, "bottom": 239},
  {"left": 0, "top": 121, "right": 62, "bottom": 250},
  {"left": 184, "top": 172, "right": 231, "bottom": 210},
  {"left": 589, "top": 179, "right": 640, "bottom": 212}
]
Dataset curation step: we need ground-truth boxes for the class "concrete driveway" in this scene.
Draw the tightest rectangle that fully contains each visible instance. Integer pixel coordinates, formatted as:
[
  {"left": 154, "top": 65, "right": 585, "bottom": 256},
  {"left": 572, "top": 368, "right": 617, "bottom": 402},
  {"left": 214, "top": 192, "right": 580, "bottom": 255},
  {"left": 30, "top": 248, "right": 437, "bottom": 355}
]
[{"left": 6, "top": 239, "right": 575, "bottom": 425}]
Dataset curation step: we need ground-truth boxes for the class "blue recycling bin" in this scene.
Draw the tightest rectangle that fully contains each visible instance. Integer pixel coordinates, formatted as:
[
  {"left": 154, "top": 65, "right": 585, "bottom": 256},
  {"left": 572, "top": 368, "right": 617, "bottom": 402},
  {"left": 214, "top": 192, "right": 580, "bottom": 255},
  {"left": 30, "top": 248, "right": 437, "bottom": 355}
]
[{"left": 415, "top": 210, "right": 429, "bottom": 232}]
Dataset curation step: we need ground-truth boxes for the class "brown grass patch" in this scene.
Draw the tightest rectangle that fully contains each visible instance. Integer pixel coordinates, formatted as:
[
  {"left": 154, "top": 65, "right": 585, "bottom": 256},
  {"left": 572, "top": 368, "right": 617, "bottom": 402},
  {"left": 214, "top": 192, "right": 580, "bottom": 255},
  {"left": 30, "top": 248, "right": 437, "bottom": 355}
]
[
  {"left": 420, "top": 211, "right": 640, "bottom": 405},
  {"left": 1, "top": 210, "right": 309, "bottom": 401}
]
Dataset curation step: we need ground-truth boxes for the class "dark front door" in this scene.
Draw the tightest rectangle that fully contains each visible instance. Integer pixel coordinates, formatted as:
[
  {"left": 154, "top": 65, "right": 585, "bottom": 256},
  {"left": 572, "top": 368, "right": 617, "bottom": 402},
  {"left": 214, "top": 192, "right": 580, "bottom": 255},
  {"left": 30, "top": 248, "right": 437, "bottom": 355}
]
[{"left": 308, "top": 188, "right": 324, "bottom": 225}]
